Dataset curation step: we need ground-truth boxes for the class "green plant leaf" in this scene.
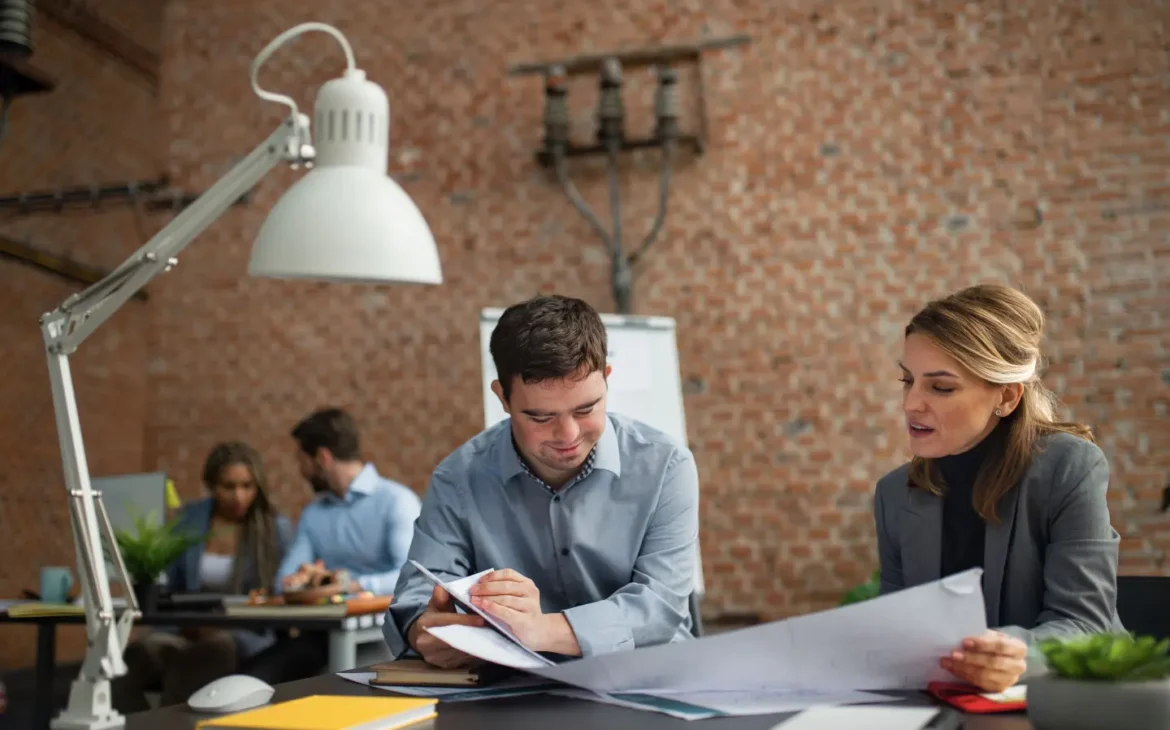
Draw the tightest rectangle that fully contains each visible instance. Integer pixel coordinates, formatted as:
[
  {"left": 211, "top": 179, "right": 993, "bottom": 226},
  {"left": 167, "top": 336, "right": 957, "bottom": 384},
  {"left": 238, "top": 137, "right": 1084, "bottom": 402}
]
[
  {"left": 1040, "top": 632, "right": 1170, "bottom": 682},
  {"left": 839, "top": 570, "right": 882, "bottom": 606},
  {"left": 110, "top": 511, "right": 207, "bottom": 585}
]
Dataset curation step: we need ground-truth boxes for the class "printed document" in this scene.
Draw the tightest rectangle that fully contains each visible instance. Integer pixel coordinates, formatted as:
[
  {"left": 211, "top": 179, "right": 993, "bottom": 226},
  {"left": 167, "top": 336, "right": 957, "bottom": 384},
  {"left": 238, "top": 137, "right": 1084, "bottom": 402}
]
[
  {"left": 425, "top": 568, "right": 988, "bottom": 697},
  {"left": 411, "top": 560, "right": 553, "bottom": 666},
  {"left": 772, "top": 705, "right": 941, "bottom": 730}
]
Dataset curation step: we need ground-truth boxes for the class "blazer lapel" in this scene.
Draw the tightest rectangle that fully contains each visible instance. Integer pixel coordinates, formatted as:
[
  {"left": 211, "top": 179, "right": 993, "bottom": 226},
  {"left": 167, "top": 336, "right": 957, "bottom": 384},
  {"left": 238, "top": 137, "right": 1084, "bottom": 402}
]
[
  {"left": 183, "top": 499, "right": 214, "bottom": 592},
  {"left": 901, "top": 487, "right": 943, "bottom": 585},
  {"left": 982, "top": 484, "right": 1021, "bottom": 627}
]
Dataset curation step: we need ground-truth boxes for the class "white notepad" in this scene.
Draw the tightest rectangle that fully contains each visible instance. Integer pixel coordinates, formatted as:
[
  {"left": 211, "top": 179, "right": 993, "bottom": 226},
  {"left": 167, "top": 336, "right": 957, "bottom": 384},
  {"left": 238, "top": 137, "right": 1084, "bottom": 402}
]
[{"left": 773, "top": 706, "right": 940, "bottom": 730}]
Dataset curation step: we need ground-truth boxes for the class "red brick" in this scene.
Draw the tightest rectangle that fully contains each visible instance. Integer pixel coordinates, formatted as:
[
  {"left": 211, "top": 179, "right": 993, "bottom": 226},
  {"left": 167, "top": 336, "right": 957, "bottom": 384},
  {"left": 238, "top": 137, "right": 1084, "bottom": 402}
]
[{"left": 3, "top": 0, "right": 1170, "bottom": 669}]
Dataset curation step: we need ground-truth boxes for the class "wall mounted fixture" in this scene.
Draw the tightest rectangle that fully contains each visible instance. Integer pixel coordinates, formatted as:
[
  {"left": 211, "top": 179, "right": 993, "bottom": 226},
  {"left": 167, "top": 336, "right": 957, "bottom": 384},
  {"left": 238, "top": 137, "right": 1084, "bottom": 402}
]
[{"left": 510, "top": 35, "right": 749, "bottom": 313}]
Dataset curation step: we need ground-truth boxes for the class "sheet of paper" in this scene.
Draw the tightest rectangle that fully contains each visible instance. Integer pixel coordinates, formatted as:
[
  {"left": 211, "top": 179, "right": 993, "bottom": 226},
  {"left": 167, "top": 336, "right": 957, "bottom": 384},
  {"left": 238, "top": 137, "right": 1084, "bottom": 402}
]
[
  {"left": 643, "top": 689, "right": 897, "bottom": 716},
  {"left": 772, "top": 705, "right": 940, "bottom": 730},
  {"left": 982, "top": 685, "right": 1026, "bottom": 702},
  {"left": 410, "top": 560, "right": 553, "bottom": 666},
  {"left": 336, "top": 671, "right": 555, "bottom": 702},
  {"left": 521, "top": 568, "right": 988, "bottom": 695},
  {"left": 549, "top": 689, "right": 721, "bottom": 721},
  {"left": 424, "top": 624, "right": 553, "bottom": 671}
]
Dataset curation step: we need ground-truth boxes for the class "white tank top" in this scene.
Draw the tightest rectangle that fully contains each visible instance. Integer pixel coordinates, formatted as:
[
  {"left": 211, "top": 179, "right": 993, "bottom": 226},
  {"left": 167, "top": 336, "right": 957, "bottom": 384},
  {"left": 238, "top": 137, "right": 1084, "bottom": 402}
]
[{"left": 198, "top": 552, "right": 235, "bottom": 593}]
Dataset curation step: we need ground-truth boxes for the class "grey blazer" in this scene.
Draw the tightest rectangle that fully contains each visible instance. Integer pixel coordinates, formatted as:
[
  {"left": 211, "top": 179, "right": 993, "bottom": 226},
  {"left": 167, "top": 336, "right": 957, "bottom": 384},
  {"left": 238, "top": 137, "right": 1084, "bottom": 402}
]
[{"left": 875, "top": 432, "right": 1124, "bottom": 654}]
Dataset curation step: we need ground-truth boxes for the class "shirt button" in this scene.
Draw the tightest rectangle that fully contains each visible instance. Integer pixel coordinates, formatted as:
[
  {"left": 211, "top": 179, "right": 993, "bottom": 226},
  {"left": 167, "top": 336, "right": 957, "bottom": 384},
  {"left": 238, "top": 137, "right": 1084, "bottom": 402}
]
[
  {"left": 553, "top": 495, "right": 561, "bottom": 503},
  {"left": 560, "top": 548, "right": 569, "bottom": 556}
]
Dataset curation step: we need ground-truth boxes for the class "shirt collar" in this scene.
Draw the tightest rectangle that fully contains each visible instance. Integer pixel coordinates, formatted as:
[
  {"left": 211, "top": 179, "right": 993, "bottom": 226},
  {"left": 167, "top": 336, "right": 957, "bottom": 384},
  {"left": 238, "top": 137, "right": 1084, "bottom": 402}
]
[
  {"left": 496, "top": 415, "right": 622, "bottom": 486},
  {"left": 324, "top": 462, "right": 378, "bottom": 503}
]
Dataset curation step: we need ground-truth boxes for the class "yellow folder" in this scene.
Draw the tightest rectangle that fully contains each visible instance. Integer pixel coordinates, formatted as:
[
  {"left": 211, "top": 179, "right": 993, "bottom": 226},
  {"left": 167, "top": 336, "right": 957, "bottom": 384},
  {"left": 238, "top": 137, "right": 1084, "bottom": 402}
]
[{"left": 194, "top": 695, "right": 437, "bottom": 730}]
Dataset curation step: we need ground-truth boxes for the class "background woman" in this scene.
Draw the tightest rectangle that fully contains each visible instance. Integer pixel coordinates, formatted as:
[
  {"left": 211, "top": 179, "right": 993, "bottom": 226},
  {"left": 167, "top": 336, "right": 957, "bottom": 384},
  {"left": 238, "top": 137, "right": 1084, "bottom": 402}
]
[
  {"left": 874, "top": 284, "right": 1123, "bottom": 692},
  {"left": 114, "top": 441, "right": 293, "bottom": 710}
]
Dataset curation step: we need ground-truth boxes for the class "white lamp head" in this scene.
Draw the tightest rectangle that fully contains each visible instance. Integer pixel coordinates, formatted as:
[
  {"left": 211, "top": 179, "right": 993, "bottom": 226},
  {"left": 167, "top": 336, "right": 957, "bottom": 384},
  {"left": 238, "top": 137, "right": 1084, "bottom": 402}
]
[{"left": 248, "top": 39, "right": 441, "bottom": 285}]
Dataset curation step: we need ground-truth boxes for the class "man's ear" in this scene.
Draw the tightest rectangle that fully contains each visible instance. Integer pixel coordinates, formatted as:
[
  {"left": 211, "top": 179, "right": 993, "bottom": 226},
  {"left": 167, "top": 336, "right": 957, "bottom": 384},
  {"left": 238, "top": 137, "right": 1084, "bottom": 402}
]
[
  {"left": 315, "top": 447, "right": 336, "bottom": 469},
  {"left": 491, "top": 379, "right": 510, "bottom": 414},
  {"left": 604, "top": 364, "right": 613, "bottom": 379}
]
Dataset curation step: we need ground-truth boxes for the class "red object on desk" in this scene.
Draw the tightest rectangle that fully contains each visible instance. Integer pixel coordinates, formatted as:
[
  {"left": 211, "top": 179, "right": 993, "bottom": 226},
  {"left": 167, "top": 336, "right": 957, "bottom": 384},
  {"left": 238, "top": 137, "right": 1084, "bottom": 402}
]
[{"left": 927, "top": 681, "right": 1027, "bottom": 713}]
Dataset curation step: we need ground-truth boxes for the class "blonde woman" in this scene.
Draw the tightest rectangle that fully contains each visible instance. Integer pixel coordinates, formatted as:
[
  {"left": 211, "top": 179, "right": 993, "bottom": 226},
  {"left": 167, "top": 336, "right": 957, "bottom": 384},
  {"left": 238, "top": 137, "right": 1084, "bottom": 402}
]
[{"left": 874, "top": 284, "right": 1123, "bottom": 692}]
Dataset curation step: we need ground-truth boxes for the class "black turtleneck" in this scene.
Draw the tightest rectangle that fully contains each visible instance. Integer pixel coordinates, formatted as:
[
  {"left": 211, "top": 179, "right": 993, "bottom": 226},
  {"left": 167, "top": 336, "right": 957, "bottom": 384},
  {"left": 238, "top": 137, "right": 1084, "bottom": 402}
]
[{"left": 936, "top": 425, "right": 1001, "bottom": 578}]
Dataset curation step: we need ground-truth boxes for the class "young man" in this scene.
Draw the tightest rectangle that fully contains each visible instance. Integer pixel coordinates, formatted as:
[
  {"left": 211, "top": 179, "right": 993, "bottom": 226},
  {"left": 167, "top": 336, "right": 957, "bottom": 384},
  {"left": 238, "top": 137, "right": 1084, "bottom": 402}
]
[
  {"left": 383, "top": 295, "right": 699, "bottom": 667},
  {"left": 242, "top": 408, "right": 421, "bottom": 683},
  {"left": 277, "top": 407, "right": 422, "bottom": 594}
]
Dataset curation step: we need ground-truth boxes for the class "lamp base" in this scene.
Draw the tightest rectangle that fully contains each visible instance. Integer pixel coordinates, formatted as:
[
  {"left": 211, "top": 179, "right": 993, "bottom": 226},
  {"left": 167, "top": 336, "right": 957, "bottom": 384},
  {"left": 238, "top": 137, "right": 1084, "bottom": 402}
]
[{"left": 50, "top": 678, "right": 125, "bottom": 730}]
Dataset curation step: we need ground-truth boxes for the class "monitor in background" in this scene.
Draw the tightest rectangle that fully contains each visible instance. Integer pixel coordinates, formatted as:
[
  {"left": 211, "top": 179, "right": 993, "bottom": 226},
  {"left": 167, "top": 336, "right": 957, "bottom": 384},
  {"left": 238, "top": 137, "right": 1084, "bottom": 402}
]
[
  {"left": 92, "top": 471, "right": 170, "bottom": 534},
  {"left": 91, "top": 472, "right": 171, "bottom": 584}
]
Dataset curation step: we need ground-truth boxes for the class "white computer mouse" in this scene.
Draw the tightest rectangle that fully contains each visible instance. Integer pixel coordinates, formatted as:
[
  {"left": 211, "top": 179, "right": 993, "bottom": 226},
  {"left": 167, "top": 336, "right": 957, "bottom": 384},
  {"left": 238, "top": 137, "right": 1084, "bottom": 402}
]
[{"left": 187, "top": 674, "right": 275, "bottom": 713}]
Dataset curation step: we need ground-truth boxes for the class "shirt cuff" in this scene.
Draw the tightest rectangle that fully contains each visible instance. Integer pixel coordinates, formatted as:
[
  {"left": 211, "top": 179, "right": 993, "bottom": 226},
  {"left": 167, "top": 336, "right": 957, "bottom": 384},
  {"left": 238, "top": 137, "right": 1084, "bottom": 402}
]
[
  {"left": 561, "top": 601, "right": 635, "bottom": 657},
  {"left": 382, "top": 602, "right": 427, "bottom": 659}
]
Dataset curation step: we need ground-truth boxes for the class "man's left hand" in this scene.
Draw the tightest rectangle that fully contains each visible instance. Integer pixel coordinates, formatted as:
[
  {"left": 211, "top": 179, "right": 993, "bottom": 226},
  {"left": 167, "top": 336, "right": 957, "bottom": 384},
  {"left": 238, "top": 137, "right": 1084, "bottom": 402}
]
[
  {"left": 468, "top": 569, "right": 552, "bottom": 649},
  {"left": 941, "top": 630, "right": 1028, "bottom": 693}
]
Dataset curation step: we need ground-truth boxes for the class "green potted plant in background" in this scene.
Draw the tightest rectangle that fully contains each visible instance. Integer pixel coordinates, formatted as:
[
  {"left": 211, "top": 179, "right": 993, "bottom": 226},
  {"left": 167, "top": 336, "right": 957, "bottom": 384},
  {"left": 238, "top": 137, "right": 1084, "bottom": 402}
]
[
  {"left": 840, "top": 570, "right": 881, "bottom": 606},
  {"left": 1028, "top": 632, "right": 1170, "bottom": 730},
  {"left": 112, "top": 513, "right": 205, "bottom": 613}
]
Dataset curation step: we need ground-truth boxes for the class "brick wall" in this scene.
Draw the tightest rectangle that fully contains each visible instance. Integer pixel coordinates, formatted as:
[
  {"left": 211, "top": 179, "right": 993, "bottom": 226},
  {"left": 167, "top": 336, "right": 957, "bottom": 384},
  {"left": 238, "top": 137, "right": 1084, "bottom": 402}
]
[
  {"left": 0, "top": 2, "right": 164, "bottom": 669},
  {"left": 1, "top": 0, "right": 1168, "bottom": 670}
]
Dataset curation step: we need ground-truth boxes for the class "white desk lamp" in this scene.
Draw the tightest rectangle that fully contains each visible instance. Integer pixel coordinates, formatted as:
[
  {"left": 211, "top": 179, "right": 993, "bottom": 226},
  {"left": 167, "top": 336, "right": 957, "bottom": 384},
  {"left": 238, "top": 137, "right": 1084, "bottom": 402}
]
[{"left": 39, "top": 22, "right": 441, "bottom": 730}]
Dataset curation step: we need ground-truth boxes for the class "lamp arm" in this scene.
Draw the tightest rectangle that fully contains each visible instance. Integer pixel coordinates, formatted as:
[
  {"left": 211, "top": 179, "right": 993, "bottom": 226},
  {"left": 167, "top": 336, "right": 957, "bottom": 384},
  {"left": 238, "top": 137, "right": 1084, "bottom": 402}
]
[
  {"left": 47, "top": 114, "right": 312, "bottom": 354},
  {"left": 38, "top": 112, "right": 312, "bottom": 730}
]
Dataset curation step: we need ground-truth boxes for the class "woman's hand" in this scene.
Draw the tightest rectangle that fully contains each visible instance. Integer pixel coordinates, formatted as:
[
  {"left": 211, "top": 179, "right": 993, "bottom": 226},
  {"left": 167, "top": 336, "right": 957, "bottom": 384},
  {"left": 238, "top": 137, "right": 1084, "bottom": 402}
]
[{"left": 941, "top": 630, "right": 1028, "bottom": 692}]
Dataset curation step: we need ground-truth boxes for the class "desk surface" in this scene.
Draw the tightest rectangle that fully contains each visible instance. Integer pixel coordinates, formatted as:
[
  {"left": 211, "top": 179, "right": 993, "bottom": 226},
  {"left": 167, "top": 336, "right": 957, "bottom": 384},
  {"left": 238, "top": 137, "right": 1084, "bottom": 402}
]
[
  {"left": 0, "top": 609, "right": 380, "bottom": 631},
  {"left": 125, "top": 671, "right": 1038, "bottom": 730}
]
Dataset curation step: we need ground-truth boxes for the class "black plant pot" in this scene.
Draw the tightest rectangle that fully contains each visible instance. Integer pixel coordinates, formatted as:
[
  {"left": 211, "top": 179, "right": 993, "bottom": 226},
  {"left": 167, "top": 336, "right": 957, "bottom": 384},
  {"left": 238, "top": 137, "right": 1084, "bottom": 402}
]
[{"left": 132, "top": 582, "right": 161, "bottom": 614}]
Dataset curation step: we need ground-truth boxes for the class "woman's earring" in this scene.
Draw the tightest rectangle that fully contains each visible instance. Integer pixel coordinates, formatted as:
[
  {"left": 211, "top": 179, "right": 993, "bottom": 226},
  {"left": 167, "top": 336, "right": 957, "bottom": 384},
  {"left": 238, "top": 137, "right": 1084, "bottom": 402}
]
[{"left": 995, "top": 409, "right": 1003, "bottom": 417}]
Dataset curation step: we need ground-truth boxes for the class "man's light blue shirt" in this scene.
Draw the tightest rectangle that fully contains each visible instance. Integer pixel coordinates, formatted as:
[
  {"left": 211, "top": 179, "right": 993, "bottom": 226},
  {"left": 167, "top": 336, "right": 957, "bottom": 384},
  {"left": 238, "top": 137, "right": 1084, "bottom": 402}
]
[
  {"left": 277, "top": 463, "right": 421, "bottom": 595},
  {"left": 383, "top": 413, "right": 699, "bottom": 658}
]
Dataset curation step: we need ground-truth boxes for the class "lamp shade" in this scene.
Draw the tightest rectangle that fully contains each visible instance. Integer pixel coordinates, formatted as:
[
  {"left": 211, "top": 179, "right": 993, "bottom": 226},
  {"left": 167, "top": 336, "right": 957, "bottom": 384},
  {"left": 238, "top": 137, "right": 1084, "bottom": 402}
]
[
  {"left": 248, "top": 68, "right": 442, "bottom": 285},
  {"left": 248, "top": 166, "right": 442, "bottom": 284}
]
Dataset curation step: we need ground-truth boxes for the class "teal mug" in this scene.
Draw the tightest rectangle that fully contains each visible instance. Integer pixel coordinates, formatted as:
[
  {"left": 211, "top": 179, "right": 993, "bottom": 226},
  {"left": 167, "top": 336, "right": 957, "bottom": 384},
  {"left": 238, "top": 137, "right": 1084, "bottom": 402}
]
[{"left": 40, "top": 566, "right": 74, "bottom": 604}]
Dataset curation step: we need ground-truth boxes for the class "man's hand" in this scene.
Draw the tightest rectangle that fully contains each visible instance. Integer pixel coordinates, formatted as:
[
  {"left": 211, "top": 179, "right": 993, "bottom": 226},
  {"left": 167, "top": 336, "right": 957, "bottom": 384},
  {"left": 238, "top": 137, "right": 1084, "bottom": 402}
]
[
  {"left": 468, "top": 569, "right": 580, "bottom": 655},
  {"left": 407, "top": 585, "right": 485, "bottom": 669},
  {"left": 941, "top": 630, "right": 1028, "bottom": 693},
  {"left": 282, "top": 559, "right": 329, "bottom": 592}
]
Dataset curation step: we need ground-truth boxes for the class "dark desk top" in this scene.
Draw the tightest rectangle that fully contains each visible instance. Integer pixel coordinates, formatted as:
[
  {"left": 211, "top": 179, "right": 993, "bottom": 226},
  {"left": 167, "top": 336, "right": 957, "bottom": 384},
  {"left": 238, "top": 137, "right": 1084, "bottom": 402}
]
[
  {"left": 0, "top": 610, "right": 374, "bottom": 631},
  {"left": 125, "top": 671, "right": 1038, "bottom": 730}
]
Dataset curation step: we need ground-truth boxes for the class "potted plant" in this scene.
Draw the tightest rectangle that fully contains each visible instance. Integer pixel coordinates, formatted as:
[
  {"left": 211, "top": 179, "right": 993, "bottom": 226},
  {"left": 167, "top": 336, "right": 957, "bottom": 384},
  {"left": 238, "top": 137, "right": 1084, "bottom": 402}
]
[
  {"left": 113, "top": 513, "right": 205, "bottom": 613},
  {"left": 840, "top": 570, "right": 881, "bottom": 606},
  {"left": 1028, "top": 632, "right": 1170, "bottom": 730}
]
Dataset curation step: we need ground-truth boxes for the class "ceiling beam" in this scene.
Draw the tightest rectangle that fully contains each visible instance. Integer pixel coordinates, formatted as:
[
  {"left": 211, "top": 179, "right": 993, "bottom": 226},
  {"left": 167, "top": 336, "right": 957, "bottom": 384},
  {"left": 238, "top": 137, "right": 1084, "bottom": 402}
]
[{"left": 0, "top": 234, "right": 150, "bottom": 302}]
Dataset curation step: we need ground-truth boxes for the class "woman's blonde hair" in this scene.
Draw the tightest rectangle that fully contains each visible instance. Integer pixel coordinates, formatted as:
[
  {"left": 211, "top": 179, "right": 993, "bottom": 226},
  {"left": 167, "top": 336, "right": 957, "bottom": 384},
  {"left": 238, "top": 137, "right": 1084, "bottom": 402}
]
[{"left": 905, "top": 284, "right": 1093, "bottom": 521}]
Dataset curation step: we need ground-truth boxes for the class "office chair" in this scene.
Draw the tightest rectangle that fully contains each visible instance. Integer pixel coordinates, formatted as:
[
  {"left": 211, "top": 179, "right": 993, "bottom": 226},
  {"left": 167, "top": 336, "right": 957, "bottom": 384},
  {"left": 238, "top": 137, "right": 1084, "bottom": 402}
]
[{"left": 1117, "top": 575, "right": 1170, "bottom": 639}]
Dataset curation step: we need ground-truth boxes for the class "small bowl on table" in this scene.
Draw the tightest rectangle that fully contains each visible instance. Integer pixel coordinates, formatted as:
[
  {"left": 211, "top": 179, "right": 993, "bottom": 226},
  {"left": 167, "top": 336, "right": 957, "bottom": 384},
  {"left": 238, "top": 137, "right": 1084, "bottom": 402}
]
[{"left": 283, "top": 582, "right": 348, "bottom": 605}]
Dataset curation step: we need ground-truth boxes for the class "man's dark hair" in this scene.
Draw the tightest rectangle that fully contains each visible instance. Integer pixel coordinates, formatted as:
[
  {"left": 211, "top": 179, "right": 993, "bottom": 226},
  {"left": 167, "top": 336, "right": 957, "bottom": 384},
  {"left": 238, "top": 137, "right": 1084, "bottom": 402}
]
[
  {"left": 291, "top": 407, "right": 362, "bottom": 461},
  {"left": 490, "top": 294, "right": 608, "bottom": 402}
]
